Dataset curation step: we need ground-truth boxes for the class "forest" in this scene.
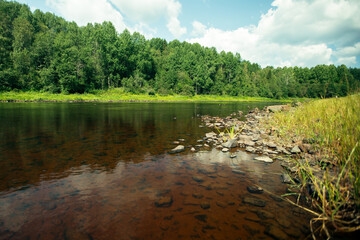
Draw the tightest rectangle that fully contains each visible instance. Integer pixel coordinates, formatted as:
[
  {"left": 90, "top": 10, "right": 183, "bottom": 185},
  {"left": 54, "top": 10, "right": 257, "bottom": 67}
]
[{"left": 1, "top": 0, "right": 359, "bottom": 98}]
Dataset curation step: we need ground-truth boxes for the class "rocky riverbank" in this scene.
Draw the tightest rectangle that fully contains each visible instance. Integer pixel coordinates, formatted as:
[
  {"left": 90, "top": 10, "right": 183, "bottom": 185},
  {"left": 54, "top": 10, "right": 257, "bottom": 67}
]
[
  {"left": 168, "top": 103, "right": 336, "bottom": 201},
  {"left": 169, "top": 103, "right": 325, "bottom": 187}
]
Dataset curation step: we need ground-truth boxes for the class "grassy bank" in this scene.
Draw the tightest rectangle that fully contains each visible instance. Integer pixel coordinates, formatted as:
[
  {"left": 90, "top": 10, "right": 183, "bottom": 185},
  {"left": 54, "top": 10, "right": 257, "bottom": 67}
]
[
  {"left": 264, "top": 94, "right": 360, "bottom": 237},
  {"left": 0, "top": 89, "right": 296, "bottom": 103}
]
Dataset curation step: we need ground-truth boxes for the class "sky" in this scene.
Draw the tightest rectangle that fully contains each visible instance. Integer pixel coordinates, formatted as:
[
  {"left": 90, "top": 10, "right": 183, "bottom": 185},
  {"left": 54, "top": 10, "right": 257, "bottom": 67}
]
[{"left": 17, "top": 0, "right": 360, "bottom": 68}]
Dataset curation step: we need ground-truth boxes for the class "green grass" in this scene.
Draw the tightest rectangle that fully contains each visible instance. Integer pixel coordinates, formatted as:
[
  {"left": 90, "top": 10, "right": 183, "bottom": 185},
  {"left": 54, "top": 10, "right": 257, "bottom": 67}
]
[
  {"left": 264, "top": 94, "right": 360, "bottom": 236},
  {"left": 0, "top": 88, "right": 297, "bottom": 103}
]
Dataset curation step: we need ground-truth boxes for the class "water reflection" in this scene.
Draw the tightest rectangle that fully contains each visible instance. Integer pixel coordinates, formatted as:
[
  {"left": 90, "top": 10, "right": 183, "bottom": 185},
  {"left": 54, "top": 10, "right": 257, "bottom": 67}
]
[{"left": 0, "top": 102, "right": 312, "bottom": 239}]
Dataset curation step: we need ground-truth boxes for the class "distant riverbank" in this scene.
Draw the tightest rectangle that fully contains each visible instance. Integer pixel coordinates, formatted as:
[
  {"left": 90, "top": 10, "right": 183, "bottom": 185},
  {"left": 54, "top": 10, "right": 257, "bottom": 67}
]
[{"left": 0, "top": 89, "right": 299, "bottom": 103}]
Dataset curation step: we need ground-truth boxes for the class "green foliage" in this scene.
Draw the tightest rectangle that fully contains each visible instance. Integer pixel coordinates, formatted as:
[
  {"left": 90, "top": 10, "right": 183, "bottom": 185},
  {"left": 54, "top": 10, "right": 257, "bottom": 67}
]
[{"left": 0, "top": 0, "right": 359, "bottom": 97}]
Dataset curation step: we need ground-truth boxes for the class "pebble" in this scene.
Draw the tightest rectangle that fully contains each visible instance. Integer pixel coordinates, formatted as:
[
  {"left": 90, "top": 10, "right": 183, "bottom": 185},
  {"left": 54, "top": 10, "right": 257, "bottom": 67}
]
[
  {"left": 155, "top": 196, "right": 173, "bottom": 207},
  {"left": 221, "top": 147, "right": 229, "bottom": 152},
  {"left": 247, "top": 185, "right": 264, "bottom": 194},
  {"left": 242, "top": 196, "right": 266, "bottom": 207},
  {"left": 254, "top": 156, "right": 273, "bottom": 163}
]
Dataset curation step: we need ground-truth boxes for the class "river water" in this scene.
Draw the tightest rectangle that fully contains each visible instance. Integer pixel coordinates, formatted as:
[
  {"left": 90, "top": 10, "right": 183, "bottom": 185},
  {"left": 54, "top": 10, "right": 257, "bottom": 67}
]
[{"left": 0, "top": 102, "right": 312, "bottom": 239}]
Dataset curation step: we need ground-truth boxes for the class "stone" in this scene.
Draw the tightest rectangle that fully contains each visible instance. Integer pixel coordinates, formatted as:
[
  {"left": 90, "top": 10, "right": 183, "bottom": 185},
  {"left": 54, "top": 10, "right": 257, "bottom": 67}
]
[
  {"left": 243, "top": 224, "right": 260, "bottom": 235},
  {"left": 194, "top": 214, "right": 207, "bottom": 223},
  {"left": 299, "top": 144, "right": 312, "bottom": 153},
  {"left": 221, "top": 147, "right": 229, "bottom": 152},
  {"left": 169, "top": 145, "right": 185, "bottom": 154},
  {"left": 254, "top": 156, "right": 273, "bottom": 163},
  {"left": 255, "top": 210, "right": 274, "bottom": 220},
  {"left": 172, "top": 141, "right": 180, "bottom": 145},
  {"left": 205, "top": 132, "right": 217, "bottom": 139},
  {"left": 192, "top": 176, "right": 204, "bottom": 183},
  {"left": 247, "top": 185, "right": 264, "bottom": 194},
  {"left": 190, "top": 147, "right": 196, "bottom": 152},
  {"left": 178, "top": 138, "right": 185, "bottom": 142},
  {"left": 264, "top": 149, "right": 278, "bottom": 154},
  {"left": 200, "top": 202, "right": 210, "bottom": 209},
  {"left": 281, "top": 173, "right": 292, "bottom": 184},
  {"left": 198, "top": 167, "right": 216, "bottom": 175},
  {"left": 192, "top": 193, "right": 203, "bottom": 199},
  {"left": 266, "top": 142, "right": 277, "bottom": 148},
  {"left": 245, "top": 215, "right": 261, "bottom": 223},
  {"left": 245, "top": 146, "right": 256, "bottom": 153},
  {"left": 276, "top": 146, "right": 291, "bottom": 155},
  {"left": 239, "top": 135, "right": 252, "bottom": 141},
  {"left": 244, "top": 140, "right": 256, "bottom": 147},
  {"left": 277, "top": 217, "right": 291, "bottom": 228},
  {"left": 216, "top": 201, "right": 227, "bottom": 208},
  {"left": 237, "top": 207, "right": 247, "bottom": 214},
  {"left": 267, "top": 105, "right": 288, "bottom": 113},
  {"left": 155, "top": 196, "right": 173, "bottom": 207},
  {"left": 230, "top": 153, "right": 236, "bottom": 158},
  {"left": 216, "top": 191, "right": 224, "bottom": 196},
  {"left": 243, "top": 197, "right": 266, "bottom": 207},
  {"left": 265, "top": 225, "right": 288, "bottom": 240},
  {"left": 183, "top": 199, "right": 200, "bottom": 206},
  {"left": 222, "top": 139, "right": 238, "bottom": 148},
  {"left": 270, "top": 194, "right": 283, "bottom": 202},
  {"left": 291, "top": 145, "right": 301, "bottom": 154}
]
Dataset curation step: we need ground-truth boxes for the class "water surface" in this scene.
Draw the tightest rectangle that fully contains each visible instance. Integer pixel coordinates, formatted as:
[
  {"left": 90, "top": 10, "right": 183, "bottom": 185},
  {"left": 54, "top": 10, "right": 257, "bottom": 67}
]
[{"left": 0, "top": 102, "right": 312, "bottom": 239}]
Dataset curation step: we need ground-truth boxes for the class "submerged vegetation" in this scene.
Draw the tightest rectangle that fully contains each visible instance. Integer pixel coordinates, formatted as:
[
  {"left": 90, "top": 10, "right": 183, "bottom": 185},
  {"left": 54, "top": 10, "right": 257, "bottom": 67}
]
[
  {"left": 1, "top": 0, "right": 360, "bottom": 99},
  {"left": 264, "top": 94, "right": 360, "bottom": 237}
]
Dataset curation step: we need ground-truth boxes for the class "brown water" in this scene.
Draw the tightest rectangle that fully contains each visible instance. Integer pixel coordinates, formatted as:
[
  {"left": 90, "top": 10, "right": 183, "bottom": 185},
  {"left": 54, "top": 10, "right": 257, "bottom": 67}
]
[{"left": 0, "top": 102, "right": 312, "bottom": 240}]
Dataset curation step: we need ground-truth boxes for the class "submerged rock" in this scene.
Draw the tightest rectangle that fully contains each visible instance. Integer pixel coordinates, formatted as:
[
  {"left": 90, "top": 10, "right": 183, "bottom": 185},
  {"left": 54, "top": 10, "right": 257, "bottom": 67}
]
[
  {"left": 200, "top": 202, "right": 210, "bottom": 209},
  {"left": 192, "top": 176, "right": 205, "bottom": 183},
  {"left": 194, "top": 214, "right": 207, "bottom": 223},
  {"left": 265, "top": 225, "right": 288, "bottom": 240},
  {"left": 247, "top": 185, "right": 264, "bottom": 194},
  {"left": 216, "top": 201, "right": 227, "bottom": 208},
  {"left": 243, "top": 196, "right": 266, "bottom": 207},
  {"left": 169, "top": 145, "right": 185, "bottom": 154},
  {"left": 255, "top": 210, "right": 275, "bottom": 220},
  {"left": 155, "top": 196, "right": 173, "bottom": 207},
  {"left": 192, "top": 193, "right": 203, "bottom": 199}
]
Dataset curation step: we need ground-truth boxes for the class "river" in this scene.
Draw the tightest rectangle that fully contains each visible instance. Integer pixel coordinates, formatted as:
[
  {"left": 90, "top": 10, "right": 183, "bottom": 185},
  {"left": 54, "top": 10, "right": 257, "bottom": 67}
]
[{"left": 0, "top": 102, "right": 312, "bottom": 239}]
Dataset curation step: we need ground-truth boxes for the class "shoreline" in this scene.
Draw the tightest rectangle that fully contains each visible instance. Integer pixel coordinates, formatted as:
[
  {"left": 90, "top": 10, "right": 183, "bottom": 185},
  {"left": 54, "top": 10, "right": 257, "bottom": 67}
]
[
  {"left": 0, "top": 90, "right": 300, "bottom": 103},
  {"left": 188, "top": 96, "right": 359, "bottom": 238}
]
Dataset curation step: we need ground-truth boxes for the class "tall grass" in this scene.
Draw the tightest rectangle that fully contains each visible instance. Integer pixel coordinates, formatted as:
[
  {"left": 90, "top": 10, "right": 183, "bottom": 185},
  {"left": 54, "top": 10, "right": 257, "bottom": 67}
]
[{"left": 265, "top": 94, "right": 360, "bottom": 237}]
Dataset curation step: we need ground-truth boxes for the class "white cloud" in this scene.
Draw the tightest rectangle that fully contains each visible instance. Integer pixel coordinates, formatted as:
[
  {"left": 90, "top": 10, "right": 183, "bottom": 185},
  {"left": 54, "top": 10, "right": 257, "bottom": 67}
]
[
  {"left": 257, "top": 0, "right": 360, "bottom": 46},
  {"left": 46, "top": 0, "right": 127, "bottom": 32},
  {"left": 188, "top": 0, "right": 360, "bottom": 67},
  {"left": 109, "top": 0, "right": 186, "bottom": 38},
  {"left": 191, "top": 21, "right": 207, "bottom": 36}
]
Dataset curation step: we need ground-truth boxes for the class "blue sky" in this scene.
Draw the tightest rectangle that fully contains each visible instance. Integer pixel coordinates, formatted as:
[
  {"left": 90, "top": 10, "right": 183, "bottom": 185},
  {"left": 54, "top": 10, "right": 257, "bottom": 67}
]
[{"left": 17, "top": 0, "right": 360, "bottom": 68}]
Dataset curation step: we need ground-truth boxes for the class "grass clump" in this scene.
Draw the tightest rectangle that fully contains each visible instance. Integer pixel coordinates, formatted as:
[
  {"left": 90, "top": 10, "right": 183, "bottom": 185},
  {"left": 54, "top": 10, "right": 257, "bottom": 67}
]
[{"left": 265, "top": 94, "right": 360, "bottom": 238}]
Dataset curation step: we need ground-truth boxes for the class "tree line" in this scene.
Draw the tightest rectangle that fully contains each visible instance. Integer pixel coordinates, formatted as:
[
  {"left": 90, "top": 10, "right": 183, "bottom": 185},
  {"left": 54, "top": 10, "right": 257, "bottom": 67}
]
[{"left": 1, "top": 0, "right": 359, "bottom": 98}]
